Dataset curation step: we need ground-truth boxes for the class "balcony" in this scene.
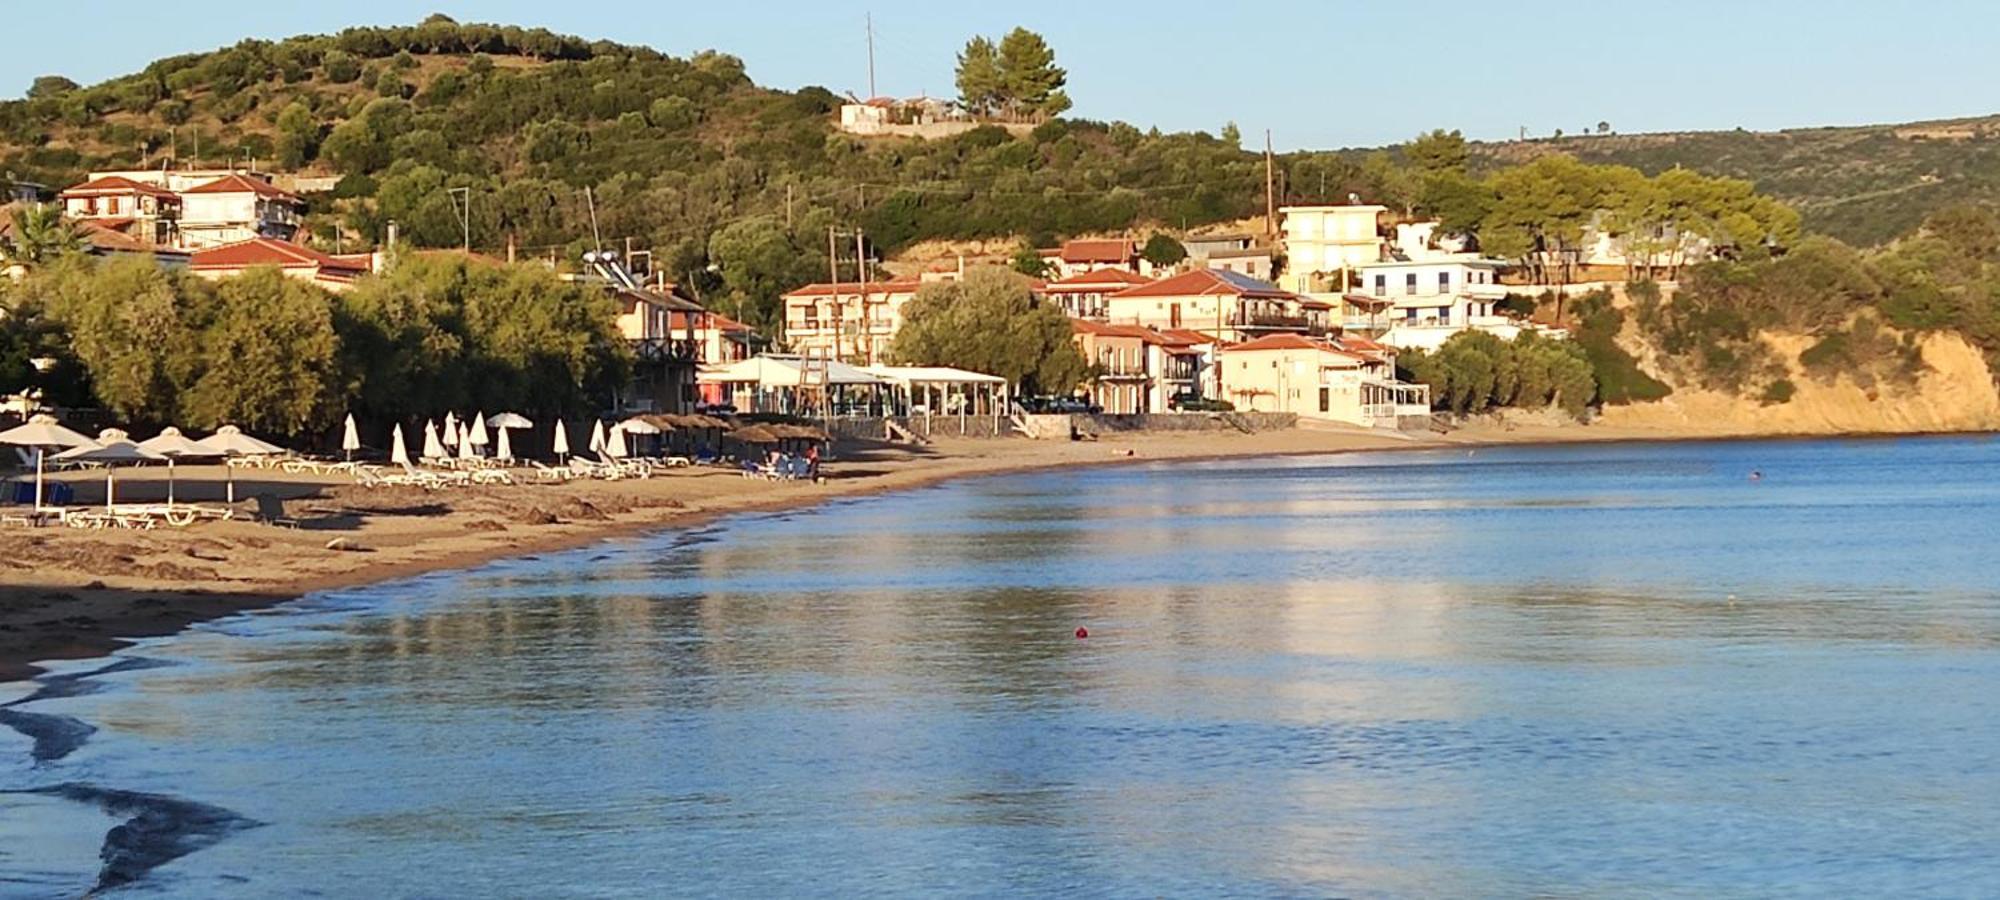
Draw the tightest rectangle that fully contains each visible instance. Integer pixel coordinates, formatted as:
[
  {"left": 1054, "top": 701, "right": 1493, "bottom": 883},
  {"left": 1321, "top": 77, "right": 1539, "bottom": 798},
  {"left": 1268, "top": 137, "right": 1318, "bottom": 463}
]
[{"left": 629, "top": 337, "right": 699, "bottom": 363}]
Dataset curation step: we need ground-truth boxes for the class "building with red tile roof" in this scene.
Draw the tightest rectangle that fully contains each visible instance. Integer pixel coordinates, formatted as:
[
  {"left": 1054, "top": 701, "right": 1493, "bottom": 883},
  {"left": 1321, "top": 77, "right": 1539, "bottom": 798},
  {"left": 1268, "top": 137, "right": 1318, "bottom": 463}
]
[
  {"left": 189, "top": 238, "right": 370, "bottom": 292},
  {"left": 1041, "top": 267, "right": 1155, "bottom": 319},
  {"left": 177, "top": 173, "right": 304, "bottom": 248},
  {"left": 781, "top": 275, "right": 937, "bottom": 365},
  {"left": 1216, "top": 332, "right": 1430, "bottom": 427},
  {"left": 1103, "top": 269, "right": 1330, "bottom": 343},
  {"left": 58, "top": 176, "right": 181, "bottom": 246}
]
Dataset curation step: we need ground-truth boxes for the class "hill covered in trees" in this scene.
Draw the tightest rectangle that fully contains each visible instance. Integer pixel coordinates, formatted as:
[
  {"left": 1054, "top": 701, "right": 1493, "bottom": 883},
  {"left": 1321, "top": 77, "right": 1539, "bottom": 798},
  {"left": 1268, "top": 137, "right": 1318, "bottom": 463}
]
[
  {"left": 3, "top": 15, "right": 1997, "bottom": 330},
  {"left": 1472, "top": 116, "right": 2000, "bottom": 248}
]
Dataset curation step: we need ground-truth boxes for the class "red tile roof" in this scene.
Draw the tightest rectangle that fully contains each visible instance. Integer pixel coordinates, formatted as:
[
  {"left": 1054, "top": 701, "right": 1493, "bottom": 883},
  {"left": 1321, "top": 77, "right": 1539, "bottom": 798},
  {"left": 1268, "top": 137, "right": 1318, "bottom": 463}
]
[
  {"left": 59, "top": 175, "right": 179, "bottom": 200},
  {"left": 1042, "top": 268, "right": 1154, "bottom": 292},
  {"left": 1107, "top": 268, "right": 1298, "bottom": 301},
  {"left": 1156, "top": 328, "right": 1215, "bottom": 346},
  {"left": 182, "top": 173, "right": 300, "bottom": 202},
  {"left": 1221, "top": 332, "right": 1387, "bottom": 362},
  {"left": 783, "top": 278, "right": 924, "bottom": 298},
  {"left": 190, "top": 238, "right": 367, "bottom": 274},
  {"left": 1059, "top": 239, "right": 1136, "bottom": 263}
]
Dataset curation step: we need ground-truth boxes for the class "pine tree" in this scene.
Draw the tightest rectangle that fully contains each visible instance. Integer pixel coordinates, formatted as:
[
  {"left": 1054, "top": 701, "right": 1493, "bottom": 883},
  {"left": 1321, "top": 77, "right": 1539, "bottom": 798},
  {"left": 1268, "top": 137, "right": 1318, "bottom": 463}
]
[
  {"left": 954, "top": 37, "right": 1001, "bottom": 116},
  {"left": 995, "top": 28, "right": 1067, "bottom": 121}
]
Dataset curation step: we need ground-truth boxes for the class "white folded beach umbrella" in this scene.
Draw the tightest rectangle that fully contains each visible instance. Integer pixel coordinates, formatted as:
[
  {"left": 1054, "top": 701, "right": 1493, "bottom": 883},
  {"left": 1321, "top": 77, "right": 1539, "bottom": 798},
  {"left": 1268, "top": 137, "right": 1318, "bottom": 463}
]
[
  {"left": 458, "top": 425, "right": 479, "bottom": 460},
  {"left": 201, "top": 425, "right": 288, "bottom": 504},
  {"left": 443, "top": 411, "right": 458, "bottom": 442},
  {"left": 553, "top": 420, "right": 571, "bottom": 461},
  {"left": 605, "top": 423, "right": 629, "bottom": 458},
  {"left": 138, "top": 426, "right": 221, "bottom": 507},
  {"left": 422, "top": 420, "right": 445, "bottom": 460},
  {"left": 495, "top": 427, "right": 513, "bottom": 461},
  {"left": 588, "top": 420, "right": 607, "bottom": 455},
  {"left": 469, "top": 412, "right": 491, "bottom": 447},
  {"left": 0, "top": 413, "right": 95, "bottom": 510},
  {"left": 390, "top": 424, "right": 411, "bottom": 466},
  {"left": 56, "top": 438, "right": 164, "bottom": 512},
  {"left": 341, "top": 414, "right": 361, "bottom": 460}
]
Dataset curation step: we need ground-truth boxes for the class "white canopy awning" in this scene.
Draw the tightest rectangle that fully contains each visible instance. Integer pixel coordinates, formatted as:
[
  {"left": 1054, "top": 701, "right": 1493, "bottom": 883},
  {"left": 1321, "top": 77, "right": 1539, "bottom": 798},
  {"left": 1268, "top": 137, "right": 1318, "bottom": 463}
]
[
  {"left": 859, "top": 365, "right": 1008, "bottom": 386},
  {"left": 698, "top": 355, "right": 887, "bottom": 387}
]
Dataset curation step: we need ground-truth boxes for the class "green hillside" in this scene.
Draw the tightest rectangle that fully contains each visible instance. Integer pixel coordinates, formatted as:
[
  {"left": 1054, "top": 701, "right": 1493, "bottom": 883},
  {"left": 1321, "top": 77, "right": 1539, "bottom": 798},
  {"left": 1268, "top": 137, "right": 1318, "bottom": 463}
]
[{"left": 1477, "top": 117, "right": 2000, "bottom": 247}]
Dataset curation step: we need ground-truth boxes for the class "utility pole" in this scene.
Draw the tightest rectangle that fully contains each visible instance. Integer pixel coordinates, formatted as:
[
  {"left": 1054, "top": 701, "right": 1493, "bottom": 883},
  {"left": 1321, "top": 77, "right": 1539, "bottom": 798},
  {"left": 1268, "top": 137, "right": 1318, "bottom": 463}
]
[
  {"left": 865, "top": 13, "right": 877, "bottom": 100},
  {"left": 854, "top": 228, "right": 869, "bottom": 365},
  {"left": 828, "top": 225, "right": 843, "bottom": 366},
  {"left": 585, "top": 186, "right": 603, "bottom": 252},
  {"left": 1264, "top": 129, "right": 1276, "bottom": 240},
  {"left": 785, "top": 183, "right": 794, "bottom": 230}
]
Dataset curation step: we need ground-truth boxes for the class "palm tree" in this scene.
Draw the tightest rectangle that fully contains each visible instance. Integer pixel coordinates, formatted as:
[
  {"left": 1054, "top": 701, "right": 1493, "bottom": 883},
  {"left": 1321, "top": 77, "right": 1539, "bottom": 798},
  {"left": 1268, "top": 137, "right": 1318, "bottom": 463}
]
[{"left": 0, "top": 204, "right": 86, "bottom": 268}]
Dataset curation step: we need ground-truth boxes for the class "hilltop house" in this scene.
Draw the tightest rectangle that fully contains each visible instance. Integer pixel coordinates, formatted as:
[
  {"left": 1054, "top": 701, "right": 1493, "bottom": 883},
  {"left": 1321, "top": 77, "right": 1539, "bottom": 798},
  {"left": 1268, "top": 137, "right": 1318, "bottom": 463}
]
[
  {"left": 1217, "top": 333, "right": 1431, "bottom": 428},
  {"left": 1102, "top": 269, "right": 1330, "bottom": 343},
  {"left": 1184, "top": 233, "right": 1274, "bottom": 280},
  {"left": 1040, "top": 238, "right": 1157, "bottom": 278},
  {"left": 58, "top": 169, "right": 306, "bottom": 250}
]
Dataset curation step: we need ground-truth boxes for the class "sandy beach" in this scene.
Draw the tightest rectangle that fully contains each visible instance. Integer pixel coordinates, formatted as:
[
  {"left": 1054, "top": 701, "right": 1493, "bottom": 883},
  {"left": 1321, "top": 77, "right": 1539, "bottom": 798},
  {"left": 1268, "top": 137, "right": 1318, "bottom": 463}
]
[{"left": 0, "top": 419, "right": 1883, "bottom": 683}]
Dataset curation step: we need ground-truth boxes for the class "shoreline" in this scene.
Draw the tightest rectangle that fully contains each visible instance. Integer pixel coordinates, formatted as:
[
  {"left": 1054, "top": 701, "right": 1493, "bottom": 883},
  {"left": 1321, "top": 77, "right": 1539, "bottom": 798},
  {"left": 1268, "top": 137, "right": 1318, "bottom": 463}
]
[{"left": 2, "top": 422, "right": 1992, "bottom": 685}]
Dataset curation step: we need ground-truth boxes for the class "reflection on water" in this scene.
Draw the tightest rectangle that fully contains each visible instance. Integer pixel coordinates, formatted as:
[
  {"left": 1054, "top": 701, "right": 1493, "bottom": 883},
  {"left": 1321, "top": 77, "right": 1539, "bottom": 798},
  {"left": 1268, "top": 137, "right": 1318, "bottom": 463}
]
[{"left": 5, "top": 436, "right": 2000, "bottom": 896}]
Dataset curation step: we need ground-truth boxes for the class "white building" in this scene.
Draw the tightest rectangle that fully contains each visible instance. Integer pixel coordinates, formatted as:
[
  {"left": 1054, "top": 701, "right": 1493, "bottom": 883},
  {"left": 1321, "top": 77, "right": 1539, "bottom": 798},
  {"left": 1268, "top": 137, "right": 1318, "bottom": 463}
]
[
  {"left": 1277, "top": 204, "right": 1387, "bottom": 295},
  {"left": 1350, "top": 258, "right": 1509, "bottom": 330}
]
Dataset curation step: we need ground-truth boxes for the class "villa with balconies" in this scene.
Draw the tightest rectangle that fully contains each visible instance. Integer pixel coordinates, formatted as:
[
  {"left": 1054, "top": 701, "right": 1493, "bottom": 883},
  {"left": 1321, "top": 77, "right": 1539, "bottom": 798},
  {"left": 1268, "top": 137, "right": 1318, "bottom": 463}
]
[
  {"left": 1217, "top": 333, "right": 1432, "bottom": 429},
  {"left": 1102, "top": 269, "right": 1327, "bottom": 344}
]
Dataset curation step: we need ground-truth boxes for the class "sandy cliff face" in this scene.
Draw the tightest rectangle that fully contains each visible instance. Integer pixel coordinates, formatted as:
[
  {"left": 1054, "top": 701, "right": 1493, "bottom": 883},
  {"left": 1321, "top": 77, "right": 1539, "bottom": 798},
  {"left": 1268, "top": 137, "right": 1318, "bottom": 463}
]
[{"left": 1601, "top": 330, "right": 2000, "bottom": 435}]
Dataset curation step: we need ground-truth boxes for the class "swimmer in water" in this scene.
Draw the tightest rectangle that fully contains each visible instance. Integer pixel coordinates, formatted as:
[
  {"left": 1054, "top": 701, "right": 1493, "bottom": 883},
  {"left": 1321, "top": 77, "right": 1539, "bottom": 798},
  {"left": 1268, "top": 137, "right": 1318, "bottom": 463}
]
[{"left": 1749, "top": 470, "right": 1763, "bottom": 481}]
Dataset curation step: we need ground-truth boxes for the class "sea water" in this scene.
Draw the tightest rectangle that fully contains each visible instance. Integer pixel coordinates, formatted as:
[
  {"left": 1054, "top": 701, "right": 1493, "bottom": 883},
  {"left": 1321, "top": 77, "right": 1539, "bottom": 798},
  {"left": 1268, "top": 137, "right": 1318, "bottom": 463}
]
[{"left": 4, "top": 436, "right": 1999, "bottom": 897}]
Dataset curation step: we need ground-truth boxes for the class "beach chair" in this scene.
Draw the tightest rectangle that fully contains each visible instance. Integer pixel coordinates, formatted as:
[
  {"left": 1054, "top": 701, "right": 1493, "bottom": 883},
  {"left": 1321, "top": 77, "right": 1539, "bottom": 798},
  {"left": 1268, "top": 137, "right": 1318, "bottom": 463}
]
[
  {"left": 471, "top": 468, "right": 515, "bottom": 485},
  {"left": 254, "top": 494, "right": 300, "bottom": 528},
  {"left": 530, "top": 461, "right": 574, "bottom": 483}
]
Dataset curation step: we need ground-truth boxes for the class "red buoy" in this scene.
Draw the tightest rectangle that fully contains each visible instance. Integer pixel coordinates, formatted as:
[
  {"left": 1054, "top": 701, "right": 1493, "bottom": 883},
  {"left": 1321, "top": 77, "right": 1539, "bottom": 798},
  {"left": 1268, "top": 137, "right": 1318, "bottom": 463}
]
[{"left": 1075, "top": 627, "right": 1089, "bottom": 639}]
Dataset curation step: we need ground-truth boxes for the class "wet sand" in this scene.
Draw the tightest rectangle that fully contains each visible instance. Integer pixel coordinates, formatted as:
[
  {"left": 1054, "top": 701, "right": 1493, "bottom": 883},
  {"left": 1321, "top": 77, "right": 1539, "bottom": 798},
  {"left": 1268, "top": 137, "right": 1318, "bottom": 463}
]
[{"left": 0, "top": 420, "right": 1831, "bottom": 683}]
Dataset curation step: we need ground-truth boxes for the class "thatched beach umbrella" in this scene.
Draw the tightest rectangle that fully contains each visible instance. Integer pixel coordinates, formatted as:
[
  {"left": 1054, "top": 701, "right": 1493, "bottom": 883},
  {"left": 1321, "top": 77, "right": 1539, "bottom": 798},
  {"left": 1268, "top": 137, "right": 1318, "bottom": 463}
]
[
  {"left": 137, "top": 426, "right": 220, "bottom": 507},
  {"left": 0, "top": 414, "right": 97, "bottom": 510},
  {"left": 729, "top": 424, "right": 781, "bottom": 444}
]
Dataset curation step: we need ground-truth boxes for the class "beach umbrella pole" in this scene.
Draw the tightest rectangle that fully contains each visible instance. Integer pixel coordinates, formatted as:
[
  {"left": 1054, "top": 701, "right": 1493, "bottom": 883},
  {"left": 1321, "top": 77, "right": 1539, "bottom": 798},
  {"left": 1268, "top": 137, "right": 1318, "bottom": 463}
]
[
  {"left": 33, "top": 448, "right": 44, "bottom": 512},
  {"left": 167, "top": 458, "right": 176, "bottom": 507}
]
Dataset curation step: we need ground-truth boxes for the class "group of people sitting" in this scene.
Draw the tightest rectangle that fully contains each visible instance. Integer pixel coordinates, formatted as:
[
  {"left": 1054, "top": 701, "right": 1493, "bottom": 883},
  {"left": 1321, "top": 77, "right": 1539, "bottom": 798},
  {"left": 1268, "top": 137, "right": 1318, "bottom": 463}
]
[{"left": 742, "top": 446, "right": 820, "bottom": 482}]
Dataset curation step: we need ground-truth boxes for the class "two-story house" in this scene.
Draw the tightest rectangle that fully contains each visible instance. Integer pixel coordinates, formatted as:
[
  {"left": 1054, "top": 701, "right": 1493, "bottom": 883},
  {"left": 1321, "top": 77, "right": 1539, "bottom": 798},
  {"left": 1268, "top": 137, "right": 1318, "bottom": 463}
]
[
  {"left": 188, "top": 238, "right": 370, "bottom": 292},
  {"left": 781, "top": 276, "right": 930, "bottom": 365},
  {"left": 1041, "top": 268, "right": 1153, "bottom": 320},
  {"left": 1102, "top": 269, "right": 1329, "bottom": 344},
  {"left": 176, "top": 173, "right": 304, "bottom": 248},
  {"left": 57, "top": 176, "right": 181, "bottom": 246},
  {"left": 1217, "top": 333, "right": 1431, "bottom": 428}
]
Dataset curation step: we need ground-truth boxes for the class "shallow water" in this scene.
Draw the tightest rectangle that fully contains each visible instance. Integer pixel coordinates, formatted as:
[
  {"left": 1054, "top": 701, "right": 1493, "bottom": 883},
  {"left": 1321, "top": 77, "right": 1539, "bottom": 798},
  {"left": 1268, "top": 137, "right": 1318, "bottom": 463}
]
[{"left": 5, "top": 436, "right": 2000, "bottom": 896}]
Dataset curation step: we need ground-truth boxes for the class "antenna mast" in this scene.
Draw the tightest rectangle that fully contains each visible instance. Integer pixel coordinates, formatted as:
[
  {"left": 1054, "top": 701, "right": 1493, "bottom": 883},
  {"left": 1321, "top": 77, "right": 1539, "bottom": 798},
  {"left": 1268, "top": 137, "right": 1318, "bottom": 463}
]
[{"left": 866, "top": 13, "right": 877, "bottom": 99}]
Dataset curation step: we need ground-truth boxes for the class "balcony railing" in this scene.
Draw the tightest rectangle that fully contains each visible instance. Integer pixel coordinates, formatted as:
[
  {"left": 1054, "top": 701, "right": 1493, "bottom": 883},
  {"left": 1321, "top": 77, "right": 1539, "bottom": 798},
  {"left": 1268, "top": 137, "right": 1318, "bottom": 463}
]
[{"left": 629, "top": 337, "right": 699, "bottom": 363}]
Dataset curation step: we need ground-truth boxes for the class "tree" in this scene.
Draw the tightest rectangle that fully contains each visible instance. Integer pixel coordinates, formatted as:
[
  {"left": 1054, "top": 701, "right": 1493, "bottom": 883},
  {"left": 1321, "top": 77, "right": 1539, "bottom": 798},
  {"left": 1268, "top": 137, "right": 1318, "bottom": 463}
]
[
  {"left": 995, "top": 28, "right": 1068, "bottom": 120},
  {"left": 1220, "top": 122, "right": 1242, "bottom": 149},
  {"left": 891, "top": 267, "right": 1088, "bottom": 396},
  {"left": 1405, "top": 129, "right": 1467, "bottom": 174},
  {"left": 1010, "top": 240, "right": 1053, "bottom": 278},
  {"left": 1141, "top": 233, "right": 1186, "bottom": 268},
  {"left": 0, "top": 205, "right": 86, "bottom": 269},
  {"left": 1596, "top": 121, "right": 1612, "bottom": 135},
  {"left": 706, "top": 217, "right": 825, "bottom": 328},
  {"left": 954, "top": 36, "right": 1002, "bottom": 116},
  {"left": 32, "top": 255, "right": 202, "bottom": 424},
  {"left": 182, "top": 268, "right": 342, "bottom": 433},
  {"left": 26, "top": 75, "right": 80, "bottom": 100}
]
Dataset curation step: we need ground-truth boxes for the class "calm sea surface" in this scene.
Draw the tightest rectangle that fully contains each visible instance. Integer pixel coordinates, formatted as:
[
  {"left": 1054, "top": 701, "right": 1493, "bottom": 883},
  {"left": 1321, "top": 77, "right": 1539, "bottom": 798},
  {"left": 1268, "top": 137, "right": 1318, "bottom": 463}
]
[{"left": 5, "top": 436, "right": 2000, "bottom": 897}]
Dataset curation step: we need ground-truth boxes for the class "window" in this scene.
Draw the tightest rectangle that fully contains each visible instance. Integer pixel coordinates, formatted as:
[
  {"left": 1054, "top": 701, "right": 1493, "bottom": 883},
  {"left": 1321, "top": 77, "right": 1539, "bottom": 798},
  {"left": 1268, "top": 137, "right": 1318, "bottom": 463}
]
[
  {"left": 1438, "top": 271, "right": 1451, "bottom": 293},
  {"left": 1405, "top": 273, "right": 1418, "bottom": 296},
  {"left": 1319, "top": 387, "right": 1330, "bottom": 413},
  {"left": 1373, "top": 274, "right": 1386, "bottom": 296}
]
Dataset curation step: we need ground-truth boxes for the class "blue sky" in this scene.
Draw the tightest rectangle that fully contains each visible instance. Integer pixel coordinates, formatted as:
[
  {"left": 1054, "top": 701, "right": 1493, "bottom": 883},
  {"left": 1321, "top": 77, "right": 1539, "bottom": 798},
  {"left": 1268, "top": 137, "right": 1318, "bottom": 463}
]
[{"left": 5, "top": 1, "right": 1995, "bottom": 150}]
